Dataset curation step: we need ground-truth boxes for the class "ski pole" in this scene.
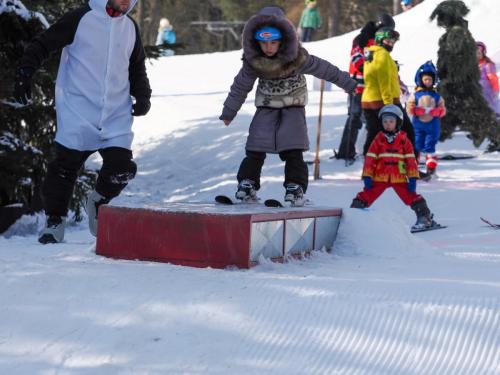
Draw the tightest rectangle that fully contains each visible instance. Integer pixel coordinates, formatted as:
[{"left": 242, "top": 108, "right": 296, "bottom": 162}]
[{"left": 313, "top": 79, "right": 325, "bottom": 180}]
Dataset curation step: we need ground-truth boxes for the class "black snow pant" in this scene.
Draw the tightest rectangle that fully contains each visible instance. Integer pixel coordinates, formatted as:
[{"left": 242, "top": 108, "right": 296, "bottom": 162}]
[
  {"left": 336, "top": 93, "right": 363, "bottom": 160},
  {"left": 362, "top": 104, "right": 416, "bottom": 156},
  {"left": 42, "top": 142, "right": 137, "bottom": 217},
  {"left": 237, "top": 149, "right": 309, "bottom": 193}
]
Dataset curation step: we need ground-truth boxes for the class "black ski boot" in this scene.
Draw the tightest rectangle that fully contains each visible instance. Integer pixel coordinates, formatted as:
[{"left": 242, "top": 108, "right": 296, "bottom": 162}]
[
  {"left": 350, "top": 197, "right": 368, "bottom": 209},
  {"left": 411, "top": 199, "right": 437, "bottom": 231},
  {"left": 284, "top": 183, "right": 305, "bottom": 206},
  {"left": 38, "top": 215, "right": 65, "bottom": 244},
  {"left": 235, "top": 179, "right": 257, "bottom": 202}
]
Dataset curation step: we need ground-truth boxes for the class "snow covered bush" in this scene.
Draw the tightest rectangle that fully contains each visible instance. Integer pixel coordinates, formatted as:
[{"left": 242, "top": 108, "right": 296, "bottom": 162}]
[{"left": 0, "top": 0, "right": 94, "bottom": 219}]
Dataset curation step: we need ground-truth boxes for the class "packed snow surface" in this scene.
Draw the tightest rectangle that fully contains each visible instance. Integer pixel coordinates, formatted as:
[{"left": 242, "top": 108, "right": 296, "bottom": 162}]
[{"left": 1, "top": 0, "right": 499, "bottom": 374}]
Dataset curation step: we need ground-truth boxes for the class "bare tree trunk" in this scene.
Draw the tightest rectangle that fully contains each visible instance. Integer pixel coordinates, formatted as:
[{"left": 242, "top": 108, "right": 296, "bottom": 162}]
[
  {"left": 137, "top": 0, "right": 145, "bottom": 33},
  {"left": 328, "top": 0, "right": 341, "bottom": 37},
  {"left": 145, "top": 0, "right": 162, "bottom": 46},
  {"left": 393, "top": 0, "right": 400, "bottom": 15}
]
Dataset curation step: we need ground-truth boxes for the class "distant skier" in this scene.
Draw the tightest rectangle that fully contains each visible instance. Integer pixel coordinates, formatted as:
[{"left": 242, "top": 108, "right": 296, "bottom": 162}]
[
  {"left": 407, "top": 61, "right": 446, "bottom": 176},
  {"left": 351, "top": 105, "right": 441, "bottom": 232},
  {"left": 401, "top": 0, "right": 413, "bottom": 12},
  {"left": 219, "top": 6, "right": 357, "bottom": 206},
  {"left": 335, "top": 14, "right": 395, "bottom": 163},
  {"left": 13, "top": 0, "right": 151, "bottom": 243},
  {"left": 156, "top": 17, "right": 176, "bottom": 57},
  {"left": 476, "top": 41, "right": 500, "bottom": 117},
  {"left": 298, "top": 0, "right": 322, "bottom": 42}
]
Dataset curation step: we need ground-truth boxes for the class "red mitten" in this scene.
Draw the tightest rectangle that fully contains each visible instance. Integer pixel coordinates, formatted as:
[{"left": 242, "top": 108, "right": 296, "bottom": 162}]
[
  {"left": 430, "top": 107, "right": 445, "bottom": 117},
  {"left": 413, "top": 106, "right": 426, "bottom": 116}
]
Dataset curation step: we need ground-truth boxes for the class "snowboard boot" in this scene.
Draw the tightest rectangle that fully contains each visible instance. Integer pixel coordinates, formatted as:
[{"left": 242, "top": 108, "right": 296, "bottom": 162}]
[
  {"left": 38, "top": 215, "right": 65, "bottom": 244},
  {"left": 426, "top": 166, "right": 436, "bottom": 177},
  {"left": 350, "top": 197, "right": 368, "bottom": 209},
  {"left": 284, "top": 183, "right": 305, "bottom": 206},
  {"left": 411, "top": 199, "right": 436, "bottom": 230},
  {"left": 85, "top": 190, "right": 111, "bottom": 237},
  {"left": 235, "top": 179, "right": 257, "bottom": 202}
]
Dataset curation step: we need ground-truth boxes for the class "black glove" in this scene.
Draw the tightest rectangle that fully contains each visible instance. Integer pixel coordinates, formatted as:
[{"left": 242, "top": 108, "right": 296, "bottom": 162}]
[
  {"left": 14, "top": 67, "right": 35, "bottom": 105},
  {"left": 132, "top": 98, "right": 151, "bottom": 116}
]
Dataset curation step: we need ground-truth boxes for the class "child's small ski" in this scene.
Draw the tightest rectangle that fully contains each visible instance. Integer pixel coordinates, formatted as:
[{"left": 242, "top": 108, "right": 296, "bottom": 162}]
[
  {"left": 264, "top": 199, "right": 284, "bottom": 208},
  {"left": 215, "top": 195, "right": 260, "bottom": 205},
  {"left": 410, "top": 222, "right": 447, "bottom": 233},
  {"left": 418, "top": 170, "right": 432, "bottom": 182},
  {"left": 264, "top": 198, "right": 312, "bottom": 208},
  {"left": 480, "top": 217, "right": 500, "bottom": 229},
  {"left": 215, "top": 195, "right": 235, "bottom": 205}
]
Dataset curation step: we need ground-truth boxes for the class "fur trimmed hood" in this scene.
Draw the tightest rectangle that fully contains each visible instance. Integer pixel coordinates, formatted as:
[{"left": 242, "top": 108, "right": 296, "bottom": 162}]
[
  {"left": 246, "top": 47, "right": 309, "bottom": 80},
  {"left": 242, "top": 6, "right": 302, "bottom": 77}
]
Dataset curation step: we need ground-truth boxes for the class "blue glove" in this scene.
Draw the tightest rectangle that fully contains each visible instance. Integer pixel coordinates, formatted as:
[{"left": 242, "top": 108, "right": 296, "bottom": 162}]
[
  {"left": 407, "top": 177, "right": 417, "bottom": 192},
  {"left": 363, "top": 176, "right": 373, "bottom": 190}
]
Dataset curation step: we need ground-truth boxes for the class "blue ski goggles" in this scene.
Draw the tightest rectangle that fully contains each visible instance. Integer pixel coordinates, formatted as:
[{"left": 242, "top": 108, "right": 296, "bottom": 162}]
[{"left": 254, "top": 27, "right": 282, "bottom": 41}]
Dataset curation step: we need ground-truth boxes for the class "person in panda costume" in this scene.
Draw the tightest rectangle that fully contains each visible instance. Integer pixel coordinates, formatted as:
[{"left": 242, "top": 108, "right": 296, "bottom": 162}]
[{"left": 14, "top": 0, "right": 151, "bottom": 243}]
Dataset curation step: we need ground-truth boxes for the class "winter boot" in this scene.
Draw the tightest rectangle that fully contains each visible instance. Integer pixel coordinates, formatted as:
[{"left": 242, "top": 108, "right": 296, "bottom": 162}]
[
  {"left": 411, "top": 199, "right": 436, "bottom": 230},
  {"left": 85, "top": 190, "right": 111, "bottom": 237},
  {"left": 425, "top": 154, "right": 438, "bottom": 177},
  {"left": 235, "top": 179, "right": 257, "bottom": 201},
  {"left": 284, "top": 183, "right": 305, "bottom": 206},
  {"left": 350, "top": 197, "right": 368, "bottom": 209},
  {"left": 38, "top": 215, "right": 65, "bottom": 244}
]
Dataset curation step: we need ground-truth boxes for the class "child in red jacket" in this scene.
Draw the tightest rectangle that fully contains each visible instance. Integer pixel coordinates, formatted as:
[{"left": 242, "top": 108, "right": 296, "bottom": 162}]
[{"left": 351, "top": 105, "right": 440, "bottom": 231}]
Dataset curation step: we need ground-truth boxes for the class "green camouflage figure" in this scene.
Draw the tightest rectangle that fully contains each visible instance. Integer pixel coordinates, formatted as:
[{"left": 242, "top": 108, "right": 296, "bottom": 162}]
[{"left": 431, "top": 0, "right": 500, "bottom": 148}]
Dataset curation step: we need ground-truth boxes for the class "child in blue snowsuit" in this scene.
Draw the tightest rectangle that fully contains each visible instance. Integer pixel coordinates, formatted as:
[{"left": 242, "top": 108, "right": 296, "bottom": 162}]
[{"left": 407, "top": 61, "right": 446, "bottom": 176}]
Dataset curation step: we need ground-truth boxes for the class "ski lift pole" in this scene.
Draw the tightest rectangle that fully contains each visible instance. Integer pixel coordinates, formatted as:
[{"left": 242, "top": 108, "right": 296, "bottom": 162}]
[{"left": 313, "top": 79, "right": 325, "bottom": 180}]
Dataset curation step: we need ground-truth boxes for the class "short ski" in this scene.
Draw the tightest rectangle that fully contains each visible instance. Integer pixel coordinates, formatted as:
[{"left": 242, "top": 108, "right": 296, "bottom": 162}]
[
  {"left": 264, "top": 198, "right": 312, "bottom": 208},
  {"left": 264, "top": 199, "right": 284, "bottom": 208},
  {"left": 480, "top": 217, "right": 500, "bottom": 229},
  {"left": 215, "top": 195, "right": 235, "bottom": 205},
  {"left": 215, "top": 195, "right": 259, "bottom": 205},
  {"left": 410, "top": 223, "right": 447, "bottom": 233},
  {"left": 418, "top": 170, "right": 432, "bottom": 182}
]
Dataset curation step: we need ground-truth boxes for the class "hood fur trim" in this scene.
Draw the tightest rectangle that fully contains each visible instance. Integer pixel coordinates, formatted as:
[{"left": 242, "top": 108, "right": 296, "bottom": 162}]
[
  {"left": 245, "top": 48, "right": 309, "bottom": 80},
  {"left": 242, "top": 6, "right": 299, "bottom": 64}
]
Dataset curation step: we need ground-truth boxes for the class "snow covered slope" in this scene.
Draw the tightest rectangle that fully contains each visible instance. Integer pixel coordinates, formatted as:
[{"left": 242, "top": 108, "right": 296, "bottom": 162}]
[{"left": 1, "top": 1, "right": 500, "bottom": 374}]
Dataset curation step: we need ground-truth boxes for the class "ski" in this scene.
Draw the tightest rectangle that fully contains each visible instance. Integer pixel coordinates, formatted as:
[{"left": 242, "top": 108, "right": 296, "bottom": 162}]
[
  {"left": 264, "top": 198, "right": 312, "bottom": 208},
  {"left": 410, "top": 223, "right": 447, "bottom": 233},
  {"left": 480, "top": 217, "right": 500, "bottom": 229},
  {"left": 264, "top": 199, "right": 284, "bottom": 208},
  {"left": 215, "top": 195, "right": 235, "bottom": 205},
  {"left": 214, "top": 195, "right": 260, "bottom": 205},
  {"left": 418, "top": 170, "right": 432, "bottom": 182}
]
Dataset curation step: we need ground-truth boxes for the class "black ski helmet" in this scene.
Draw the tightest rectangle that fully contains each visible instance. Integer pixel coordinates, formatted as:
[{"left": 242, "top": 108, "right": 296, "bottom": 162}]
[{"left": 376, "top": 13, "right": 395, "bottom": 30}]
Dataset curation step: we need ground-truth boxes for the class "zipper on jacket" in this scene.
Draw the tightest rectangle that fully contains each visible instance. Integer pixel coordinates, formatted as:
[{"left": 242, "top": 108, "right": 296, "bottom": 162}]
[{"left": 98, "top": 17, "right": 113, "bottom": 129}]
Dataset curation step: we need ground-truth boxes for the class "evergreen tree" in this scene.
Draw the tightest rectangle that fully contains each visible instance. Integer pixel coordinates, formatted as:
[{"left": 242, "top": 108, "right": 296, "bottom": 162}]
[
  {"left": 431, "top": 0, "right": 500, "bottom": 148},
  {"left": 0, "top": 0, "right": 95, "bottom": 220}
]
